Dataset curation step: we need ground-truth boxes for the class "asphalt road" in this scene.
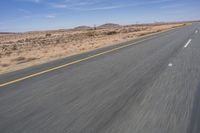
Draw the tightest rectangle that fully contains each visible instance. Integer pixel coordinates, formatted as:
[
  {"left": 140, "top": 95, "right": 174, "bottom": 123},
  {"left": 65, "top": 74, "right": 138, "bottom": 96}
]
[{"left": 0, "top": 23, "right": 200, "bottom": 133}]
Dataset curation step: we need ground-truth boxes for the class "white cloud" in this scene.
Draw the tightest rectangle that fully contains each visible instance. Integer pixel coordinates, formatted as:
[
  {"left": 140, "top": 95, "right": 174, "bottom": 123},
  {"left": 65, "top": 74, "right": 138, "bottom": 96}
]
[
  {"left": 18, "top": 0, "right": 175, "bottom": 11},
  {"left": 161, "top": 4, "right": 184, "bottom": 9},
  {"left": 50, "top": 0, "right": 105, "bottom": 9},
  {"left": 70, "top": 5, "right": 124, "bottom": 11},
  {"left": 67, "top": 0, "right": 174, "bottom": 11},
  {"left": 46, "top": 15, "right": 56, "bottom": 18},
  {"left": 51, "top": 4, "right": 67, "bottom": 9},
  {"left": 16, "top": 0, "right": 43, "bottom": 3},
  {"left": 50, "top": 0, "right": 98, "bottom": 9},
  {"left": 24, "top": 15, "right": 32, "bottom": 18},
  {"left": 33, "top": 0, "right": 41, "bottom": 3},
  {"left": 18, "top": 9, "right": 31, "bottom": 13}
]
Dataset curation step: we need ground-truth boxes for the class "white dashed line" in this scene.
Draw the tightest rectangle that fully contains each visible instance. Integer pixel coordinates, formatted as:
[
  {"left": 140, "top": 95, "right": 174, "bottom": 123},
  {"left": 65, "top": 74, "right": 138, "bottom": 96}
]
[
  {"left": 196, "top": 30, "right": 198, "bottom": 34},
  {"left": 168, "top": 63, "right": 173, "bottom": 67},
  {"left": 184, "top": 39, "right": 192, "bottom": 48}
]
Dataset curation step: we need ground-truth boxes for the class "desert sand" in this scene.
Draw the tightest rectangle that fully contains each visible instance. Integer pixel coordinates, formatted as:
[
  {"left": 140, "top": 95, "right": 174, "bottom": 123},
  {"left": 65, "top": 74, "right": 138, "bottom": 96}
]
[{"left": 0, "top": 23, "right": 187, "bottom": 74}]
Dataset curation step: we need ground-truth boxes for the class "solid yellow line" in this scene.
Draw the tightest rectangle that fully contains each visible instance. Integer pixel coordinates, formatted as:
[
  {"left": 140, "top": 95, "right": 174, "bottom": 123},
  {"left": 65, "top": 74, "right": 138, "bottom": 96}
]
[{"left": 0, "top": 26, "right": 183, "bottom": 87}]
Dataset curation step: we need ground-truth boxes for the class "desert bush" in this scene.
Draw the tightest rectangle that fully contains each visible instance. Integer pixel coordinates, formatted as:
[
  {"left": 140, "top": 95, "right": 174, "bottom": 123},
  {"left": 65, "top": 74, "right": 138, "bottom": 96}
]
[
  {"left": 133, "top": 28, "right": 142, "bottom": 32},
  {"left": 85, "top": 31, "right": 96, "bottom": 37},
  {"left": 25, "top": 38, "right": 30, "bottom": 42},
  {"left": 43, "top": 50, "right": 48, "bottom": 53},
  {"left": 13, "top": 57, "right": 26, "bottom": 62},
  {"left": 8, "top": 41, "right": 14, "bottom": 44},
  {"left": 26, "top": 57, "right": 38, "bottom": 62},
  {"left": 105, "top": 31, "right": 118, "bottom": 35},
  {"left": 156, "top": 30, "right": 162, "bottom": 32},
  {"left": 56, "top": 39, "right": 60, "bottom": 43},
  {"left": 12, "top": 57, "right": 38, "bottom": 64},
  {"left": 1, "top": 63, "right": 10, "bottom": 67},
  {"left": 12, "top": 45, "right": 17, "bottom": 50},
  {"left": 45, "top": 33, "right": 52, "bottom": 37},
  {"left": 17, "top": 40, "right": 24, "bottom": 43},
  {"left": 5, "top": 51, "right": 12, "bottom": 56},
  {"left": 138, "top": 32, "right": 154, "bottom": 37},
  {"left": 2, "top": 45, "right": 8, "bottom": 51}
]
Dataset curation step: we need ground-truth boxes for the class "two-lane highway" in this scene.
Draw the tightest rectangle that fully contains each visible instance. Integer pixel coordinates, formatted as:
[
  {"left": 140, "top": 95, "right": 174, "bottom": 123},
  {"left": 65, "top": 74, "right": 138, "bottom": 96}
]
[{"left": 0, "top": 23, "right": 200, "bottom": 133}]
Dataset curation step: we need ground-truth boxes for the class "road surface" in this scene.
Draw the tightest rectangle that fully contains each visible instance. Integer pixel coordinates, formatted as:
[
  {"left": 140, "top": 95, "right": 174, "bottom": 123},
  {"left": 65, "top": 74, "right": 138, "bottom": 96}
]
[{"left": 0, "top": 23, "right": 200, "bottom": 133}]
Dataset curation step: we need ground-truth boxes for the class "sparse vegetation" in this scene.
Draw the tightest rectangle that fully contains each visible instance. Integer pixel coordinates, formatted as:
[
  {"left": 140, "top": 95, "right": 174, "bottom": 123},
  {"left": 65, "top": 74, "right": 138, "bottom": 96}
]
[
  {"left": 12, "top": 45, "right": 17, "bottom": 50},
  {"left": 1, "top": 63, "right": 10, "bottom": 67},
  {"left": 105, "top": 31, "right": 118, "bottom": 35},
  {"left": 12, "top": 57, "right": 26, "bottom": 62},
  {"left": 85, "top": 31, "right": 96, "bottom": 37},
  {"left": 0, "top": 23, "right": 186, "bottom": 74},
  {"left": 45, "top": 33, "right": 51, "bottom": 37},
  {"left": 26, "top": 57, "right": 38, "bottom": 62}
]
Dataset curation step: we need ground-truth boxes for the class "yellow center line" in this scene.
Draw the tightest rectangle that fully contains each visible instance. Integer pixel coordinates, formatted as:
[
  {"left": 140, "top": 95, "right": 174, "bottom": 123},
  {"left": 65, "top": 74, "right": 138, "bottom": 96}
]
[{"left": 0, "top": 27, "right": 182, "bottom": 87}]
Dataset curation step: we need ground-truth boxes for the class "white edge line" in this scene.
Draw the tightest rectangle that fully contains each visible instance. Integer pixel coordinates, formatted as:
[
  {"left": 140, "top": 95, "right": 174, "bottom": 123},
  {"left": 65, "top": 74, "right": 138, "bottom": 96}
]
[{"left": 184, "top": 39, "right": 192, "bottom": 48}]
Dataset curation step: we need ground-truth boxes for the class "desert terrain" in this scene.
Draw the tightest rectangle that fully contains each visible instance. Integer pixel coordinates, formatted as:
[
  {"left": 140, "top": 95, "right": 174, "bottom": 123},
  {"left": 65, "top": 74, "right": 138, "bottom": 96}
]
[{"left": 0, "top": 23, "right": 187, "bottom": 74}]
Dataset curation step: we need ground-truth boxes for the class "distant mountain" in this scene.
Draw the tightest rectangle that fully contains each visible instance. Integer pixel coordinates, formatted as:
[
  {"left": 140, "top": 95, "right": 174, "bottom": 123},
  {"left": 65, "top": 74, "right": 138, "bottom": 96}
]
[
  {"left": 98, "top": 23, "right": 121, "bottom": 29},
  {"left": 74, "top": 26, "right": 92, "bottom": 30},
  {"left": 0, "top": 32, "right": 15, "bottom": 34}
]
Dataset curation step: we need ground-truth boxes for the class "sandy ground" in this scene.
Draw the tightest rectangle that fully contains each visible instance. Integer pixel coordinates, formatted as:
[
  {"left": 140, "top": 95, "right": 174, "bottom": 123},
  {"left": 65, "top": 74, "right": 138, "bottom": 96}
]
[{"left": 0, "top": 23, "right": 186, "bottom": 74}]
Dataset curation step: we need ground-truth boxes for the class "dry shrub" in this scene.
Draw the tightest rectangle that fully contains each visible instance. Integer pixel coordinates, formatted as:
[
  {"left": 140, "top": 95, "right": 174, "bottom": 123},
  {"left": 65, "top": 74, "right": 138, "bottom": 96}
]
[
  {"left": 1, "top": 63, "right": 10, "bottom": 67},
  {"left": 138, "top": 33, "right": 148, "bottom": 36},
  {"left": 85, "top": 31, "right": 96, "bottom": 37},
  {"left": 105, "top": 31, "right": 118, "bottom": 35},
  {"left": 56, "top": 39, "right": 60, "bottom": 43},
  {"left": 17, "top": 40, "right": 24, "bottom": 43},
  {"left": 25, "top": 38, "right": 30, "bottom": 42},
  {"left": 138, "top": 31, "right": 155, "bottom": 37},
  {"left": 17, "top": 50, "right": 23, "bottom": 55},
  {"left": 26, "top": 57, "right": 38, "bottom": 62},
  {"left": 12, "top": 57, "right": 26, "bottom": 62},
  {"left": 5, "top": 51, "right": 12, "bottom": 56},
  {"left": 45, "top": 33, "right": 52, "bottom": 37},
  {"left": 2, "top": 45, "right": 8, "bottom": 50},
  {"left": 43, "top": 50, "right": 48, "bottom": 53},
  {"left": 12, "top": 57, "right": 38, "bottom": 64},
  {"left": 12, "top": 45, "right": 17, "bottom": 50},
  {"left": 156, "top": 30, "right": 162, "bottom": 32}
]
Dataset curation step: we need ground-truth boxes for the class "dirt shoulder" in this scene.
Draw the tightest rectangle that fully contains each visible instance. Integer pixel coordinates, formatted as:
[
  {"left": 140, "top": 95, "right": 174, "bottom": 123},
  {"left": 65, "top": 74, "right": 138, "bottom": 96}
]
[{"left": 0, "top": 23, "right": 188, "bottom": 74}]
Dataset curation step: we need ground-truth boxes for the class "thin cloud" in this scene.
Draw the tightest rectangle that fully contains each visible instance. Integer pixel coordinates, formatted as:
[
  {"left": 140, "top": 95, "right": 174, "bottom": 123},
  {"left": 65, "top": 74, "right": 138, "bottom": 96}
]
[
  {"left": 164, "top": 10, "right": 185, "bottom": 14},
  {"left": 18, "top": 9, "right": 31, "bottom": 14},
  {"left": 46, "top": 15, "right": 56, "bottom": 19},
  {"left": 71, "top": 0, "right": 104, "bottom": 6},
  {"left": 68, "top": 0, "right": 174, "bottom": 11},
  {"left": 16, "top": 0, "right": 43, "bottom": 3},
  {"left": 33, "top": 0, "right": 41, "bottom": 3},
  {"left": 161, "top": 4, "right": 185, "bottom": 9},
  {"left": 50, "top": 4, "right": 67, "bottom": 9},
  {"left": 70, "top": 5, "right": 124, "bottom": 11},
  {"left": 23, "top": 15, "right": 32, "bottom": 18},
  {"left": 50, "top": 0, "right": 103, "bottom": 9}
]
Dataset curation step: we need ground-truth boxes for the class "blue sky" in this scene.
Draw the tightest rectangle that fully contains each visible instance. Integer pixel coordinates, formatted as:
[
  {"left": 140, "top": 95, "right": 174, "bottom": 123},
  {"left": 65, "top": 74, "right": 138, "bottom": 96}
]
[{"left": 0, "top": 0, "right": 199, "bottom": 32}]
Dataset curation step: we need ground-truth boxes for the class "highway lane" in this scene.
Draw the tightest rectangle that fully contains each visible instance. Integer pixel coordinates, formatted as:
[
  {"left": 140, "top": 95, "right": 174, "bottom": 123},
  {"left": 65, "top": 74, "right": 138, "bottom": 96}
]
[{"left": 0, "top": 23, "right": 200, "bottom": 133}]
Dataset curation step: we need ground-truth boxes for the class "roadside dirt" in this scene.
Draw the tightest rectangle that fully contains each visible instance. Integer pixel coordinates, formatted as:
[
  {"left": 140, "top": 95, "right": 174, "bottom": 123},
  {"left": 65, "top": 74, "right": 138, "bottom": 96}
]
[{"left": 0, "top": 23, "right": 187, "bottom": 74}]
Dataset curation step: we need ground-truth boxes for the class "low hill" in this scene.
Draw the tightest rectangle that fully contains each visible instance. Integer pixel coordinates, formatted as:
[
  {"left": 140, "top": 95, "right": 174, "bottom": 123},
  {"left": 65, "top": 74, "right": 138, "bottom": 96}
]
[
  {"left": 98, "top": 23, "right": 121, "bottom": 29},
  {"left": 74, "top": 26, "right": 92, "bottom": 30}
]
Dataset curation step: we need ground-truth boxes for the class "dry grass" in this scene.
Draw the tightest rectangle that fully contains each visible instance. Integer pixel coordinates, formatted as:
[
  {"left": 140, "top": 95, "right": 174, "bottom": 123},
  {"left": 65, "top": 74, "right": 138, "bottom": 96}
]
[{"left": 0, "top": 23, "right": 187, "bottom": 74}]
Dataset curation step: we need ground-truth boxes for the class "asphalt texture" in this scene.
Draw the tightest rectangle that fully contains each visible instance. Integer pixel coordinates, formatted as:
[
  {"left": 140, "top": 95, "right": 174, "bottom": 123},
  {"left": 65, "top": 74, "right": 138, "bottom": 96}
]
[{"left": 0, "top": 23, "right": 200, "bottom": 133}]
